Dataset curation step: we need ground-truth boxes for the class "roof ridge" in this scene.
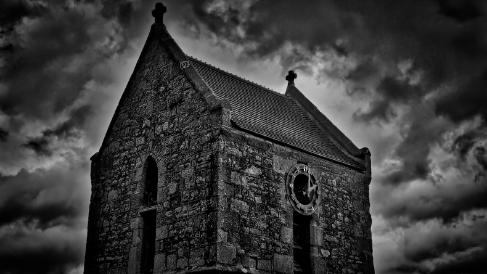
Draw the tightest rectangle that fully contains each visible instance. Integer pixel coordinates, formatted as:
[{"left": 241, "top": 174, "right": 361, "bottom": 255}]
[{"left": 187, "top": 55, "right": 289, "bottom": 99}]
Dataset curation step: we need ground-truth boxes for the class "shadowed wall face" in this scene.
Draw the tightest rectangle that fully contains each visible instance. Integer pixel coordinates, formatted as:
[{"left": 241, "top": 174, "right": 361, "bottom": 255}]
[{"left": 84, "top": 24, "right": 223, "bottom": 273}]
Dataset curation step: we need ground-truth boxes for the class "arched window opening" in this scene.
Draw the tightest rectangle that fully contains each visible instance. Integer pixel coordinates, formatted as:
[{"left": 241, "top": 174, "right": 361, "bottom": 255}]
[
  {"left": 293, "top": 213, "right": 311, "bottom": 274},
  {"left": 140, "top": 210, "right": 156, "bottom": 274},
  {"left": 143, "top": 157, "right": 158, "bottom": 206}
]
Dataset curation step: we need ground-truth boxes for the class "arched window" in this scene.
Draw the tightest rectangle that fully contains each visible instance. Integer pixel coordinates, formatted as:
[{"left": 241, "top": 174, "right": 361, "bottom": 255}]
[
  {"left": 143, "top": 156, "right": 158, "bottom": 206},
  {"left": 140, "top": 156, "right": 158, "bottom": 274},
  {"left": 293, "top": 213, "right": 311, "bottom": 273}
]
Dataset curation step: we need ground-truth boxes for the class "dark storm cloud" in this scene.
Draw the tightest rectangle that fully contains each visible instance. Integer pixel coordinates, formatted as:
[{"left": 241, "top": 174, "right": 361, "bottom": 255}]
[
  {"left": 435, "top": 68, "right": 487, "bottom": 123},
  {"left": 385, "top": 214, "right": 487, "bottom": 274},
  {"left": 377, "top": 180, "right": 487, "bottom": 223},
  {"left": 0, "top": 128, "right": 8, "bottom": 142},
  {"left": 181, "top": 0, "right": 487, "bottom": 139},
  {"left": 0, "top": 159, "right": 90, "bottom": 273},
  {"left": 451, "top": 126, "right": 487, "bottom": 176},
  {"left": 0, "top": 0, "right": 155, "bottom": 160},
  {"left": 353, "top": 76, "right": 426, "bottom": 123},
  {"left": 99, "top": 0, "right": 135, "bottom": 25},
  {"left": 183, "top": 0, "right": 353, "bottom": 58},
  {"left": 438, "top": 0, "right": 486, "bottom": 23},
  {"left": 22, "top": 104, "right": 93, "bottom": 156},
  {"left": 23, "top": 137, "right": 51, "bottom": 156},
  {"left": 0, "top": 0, "right": 157, "bottom": 273},
  {"left": 452, "top": 127, "right": 487, "bottom": 158},
  {"left": 0, "top": 220, "right": 86, "bottom": 274},
  {"left": 0, "top": 161, "right": 89, "bottom": 228},
  {"left": 0, "top": 0, "right": 48, "bottom": 26},
  {"left": 0, "top": 0, "right": 153, "bottom": 125},
  {"left": 1, "top": 3, "right": 108, "bottom": 119},
  {"left": 46, "top": 104, "right": 93, "bottom": 138}
]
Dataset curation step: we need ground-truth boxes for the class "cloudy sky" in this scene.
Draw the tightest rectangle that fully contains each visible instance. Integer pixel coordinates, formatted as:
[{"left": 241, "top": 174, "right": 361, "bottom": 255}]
[{"left": 1, "top": 0, "right": 486, "bottom": 273}]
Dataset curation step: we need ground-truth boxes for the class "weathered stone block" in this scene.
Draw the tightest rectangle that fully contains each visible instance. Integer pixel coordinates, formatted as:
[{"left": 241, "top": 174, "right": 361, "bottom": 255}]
[
  {"left": 156, "top": 225, "right": 167, "bottom": 240},
  {"left": 167, "top": 182, "right": 177, "bottom": 195},
  {"left": 177, "top": 257, "right": 188, "bottom": 269},
  {"left": 127, "top": 247, "right": 138, "bottom": 274},
  {"left": 280, "top": 226, "right": 292, "bottom": 244},
  {"left": 230, "top": 198, "right": 249, "bottom": 212},
  {"left": 248, "top": 257, "right": 257, "bottom": 269},
  {"left": 217, "top": 229, "right": 227, "bottom": 243},
  {"left": 312, "top": 255, "right": 327, "bottom": 274},
  {"left": 244, "top": 165, "right": 261, "bottom": 176},
  {"left": 154, "top": 253, "right": 165, "bottom": 272},
  {"left": 166, "top": 254, "right": 177, "bottom": 270},
  {"left": 257, "top": 259, "right": 272, "bottom": 271},
  {"left": 189, "top": 249, "right": 205, "bottom": 267},
  {"left": 108, "top": 190, "right": 118, "bottom": 201},
  {"left": 155, "top": 124, "right": 162, "bottom": 135},
  {"left": 273, "top": 254, "right": 293, "bottom": 273},
  {"left": 310, "top": 226, "right": 323, "bottom": 246},
  {"left": 136, "top": 137, "right": 145, "bottom": 146},
  {"left": 218, "top": 243, "right": 236, "bottom": 264},
  {"left": 272, "top": 155, "right": 295, "bottom": 174}
]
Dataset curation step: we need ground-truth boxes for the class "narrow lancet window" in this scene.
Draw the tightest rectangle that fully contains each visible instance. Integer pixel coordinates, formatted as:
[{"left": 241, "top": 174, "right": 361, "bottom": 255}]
[
  {"left": 293, "top": 213, "right": 311, "bottom": 274},
  {"left": 143, "top": 157, "right": 158, "bottom": 206}
]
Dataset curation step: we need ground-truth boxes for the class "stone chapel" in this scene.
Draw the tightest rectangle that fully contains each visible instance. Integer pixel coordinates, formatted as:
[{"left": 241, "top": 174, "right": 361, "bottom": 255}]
[{"left": 84, "top": 3, "right": 374, "bottom": 274}]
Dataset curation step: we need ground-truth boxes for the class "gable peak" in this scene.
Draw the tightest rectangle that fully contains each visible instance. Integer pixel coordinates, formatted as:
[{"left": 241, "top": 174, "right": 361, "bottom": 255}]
[
  {"left": 152, "top": 2, "right": 167, "bottom": 24},
  {"left": 285, "top": 70, "right": 297, "bottom": 86}
]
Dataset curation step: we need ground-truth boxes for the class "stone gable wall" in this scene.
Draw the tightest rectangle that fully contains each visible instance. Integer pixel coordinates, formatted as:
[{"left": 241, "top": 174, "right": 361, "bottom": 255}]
[
  {"left": 85, "top": 35, "right": 223, "bottom": 273},
  {"left": 215, "top": 128, "right": 373, "bottom": 274}
]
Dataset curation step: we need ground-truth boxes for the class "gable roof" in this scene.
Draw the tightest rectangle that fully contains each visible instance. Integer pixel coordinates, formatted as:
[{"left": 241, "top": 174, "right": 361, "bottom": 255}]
[
  {"left": 97, "top": 18, "right": 365, "bottom": 170},
  {"left": 188, "top": 57, "right": 365, "bottom": 170}
]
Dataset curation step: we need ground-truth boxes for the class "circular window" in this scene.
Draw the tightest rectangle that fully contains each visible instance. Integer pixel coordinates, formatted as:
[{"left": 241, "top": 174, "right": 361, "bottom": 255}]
[
  {"left": 286, "top": 164, "right": 320, "bottom": 215},
  {"left": 293, "top": 173, "right": 316, "bottom": 205}
]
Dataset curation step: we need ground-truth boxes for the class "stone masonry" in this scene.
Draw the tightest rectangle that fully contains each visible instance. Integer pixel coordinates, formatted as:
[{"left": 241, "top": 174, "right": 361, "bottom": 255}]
[{"left": 84, "top": 3, "right": 374, "bottom": 274}]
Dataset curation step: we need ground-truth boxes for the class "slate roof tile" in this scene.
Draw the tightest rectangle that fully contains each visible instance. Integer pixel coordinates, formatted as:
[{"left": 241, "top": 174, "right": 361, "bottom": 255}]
[{"left": 188, "top": 57, "right": 363, "bottom": 169}]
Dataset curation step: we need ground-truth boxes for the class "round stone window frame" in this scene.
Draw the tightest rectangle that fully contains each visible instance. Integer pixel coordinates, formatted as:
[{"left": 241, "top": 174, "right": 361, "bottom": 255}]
[{"left": 286, "top": 164, "right": 321, "bottom": 215}]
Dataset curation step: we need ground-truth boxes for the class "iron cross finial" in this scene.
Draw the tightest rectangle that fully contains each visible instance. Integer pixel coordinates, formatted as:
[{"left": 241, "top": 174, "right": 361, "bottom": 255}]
[
  {"left": 152, "top": 2, "right": 167, "bottom": 24},
  {"left": 286, "top": 70, "right": 297, "bottom": 85}
]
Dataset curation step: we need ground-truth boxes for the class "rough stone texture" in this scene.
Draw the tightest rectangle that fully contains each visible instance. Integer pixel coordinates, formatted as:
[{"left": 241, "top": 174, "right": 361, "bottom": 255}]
[
  {"left": 273, "top": 254, "right": 293, "bottom": 273},
  {"left": 84, "top": 25, "right": 222, "bottom": 274},
  {"left": 215, "top": 129, "right": 373, "bottom": 274},
  {"left": 85, "top": 19, "right": 373, "bottom": 274}
]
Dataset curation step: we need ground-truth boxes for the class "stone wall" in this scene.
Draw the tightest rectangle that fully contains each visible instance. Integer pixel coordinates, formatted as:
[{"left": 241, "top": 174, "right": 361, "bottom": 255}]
[
  {"left": 215, "top": 128, "right": 373, "bottom": 274},
  {"left": 84, "top": 29, "right": 223, "bottom": 273}
]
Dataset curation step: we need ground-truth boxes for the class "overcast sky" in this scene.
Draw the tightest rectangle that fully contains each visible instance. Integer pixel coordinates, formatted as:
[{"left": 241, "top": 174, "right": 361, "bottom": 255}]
[{"left": 1, "top": 0, "right": 486, "bottom": 273}]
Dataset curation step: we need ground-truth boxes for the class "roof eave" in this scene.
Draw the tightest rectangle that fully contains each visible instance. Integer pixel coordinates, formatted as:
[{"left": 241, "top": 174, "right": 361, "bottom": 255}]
[{"left": 229, "top": 121, "right": 365, "bottom": 171}]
